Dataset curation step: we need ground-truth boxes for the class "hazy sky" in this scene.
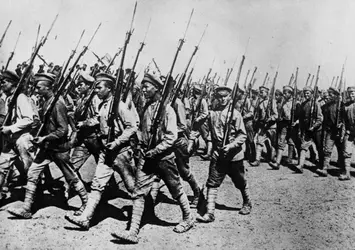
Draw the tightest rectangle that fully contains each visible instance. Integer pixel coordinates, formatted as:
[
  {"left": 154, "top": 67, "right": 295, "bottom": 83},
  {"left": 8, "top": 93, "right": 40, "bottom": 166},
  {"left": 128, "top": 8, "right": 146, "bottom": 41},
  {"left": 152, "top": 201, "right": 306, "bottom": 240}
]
[{"left": 0, "top": 0, "right": 354, "bottom": 90}]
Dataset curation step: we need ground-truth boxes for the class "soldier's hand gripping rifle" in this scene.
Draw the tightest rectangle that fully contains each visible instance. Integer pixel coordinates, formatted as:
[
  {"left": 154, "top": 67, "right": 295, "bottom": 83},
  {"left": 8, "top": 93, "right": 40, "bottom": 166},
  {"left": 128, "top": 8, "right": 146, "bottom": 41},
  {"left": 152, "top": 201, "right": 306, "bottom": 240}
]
[
  {"left": 104, "top": 2, "right": 137, "bottom": 165},
  {"left": 4, "top": 31, "right": 21, "bottom": 71},
  {"left": 220, "top": 55, "right": 245, "bottom": 159},
  {"left": 0, "top": 20, "right": 12, "bottom": 48}
]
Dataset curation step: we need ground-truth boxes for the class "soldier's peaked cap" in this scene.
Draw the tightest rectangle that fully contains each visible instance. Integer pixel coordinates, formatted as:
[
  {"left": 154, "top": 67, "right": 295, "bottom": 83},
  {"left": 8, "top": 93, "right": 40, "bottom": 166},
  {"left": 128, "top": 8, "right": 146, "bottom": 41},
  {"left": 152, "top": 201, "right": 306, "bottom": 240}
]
[
  {"left": 303, "top": 86, "right": 313, "bottom": 92},
  {"left": 142, "top": 73, "right": 164, "bottom": 89},
  {"left": 215, "top": 86, "right": 232, "bottom": 94},
  {"left": 34, "top": 73, "right": 56, "bottom": 83},
  {"left": 95, "top": 72, "right": 115, "bottom": 83},
  {"left": 283, "top": 85, "right": 294, "bottom": 93},
  {"left": 347, "top": 86, "right": 355, "bottom": 92},
  {"left": 0, "top": 70, "right": 20, "bottom": 83},
  {"left": 78, "top": 73, "right": 95, "bottom": 84},
  {"left": 259, "top": 85, "right": 269, "bottom": 92},
  {"left": 328, "top": 86, "right": 340, "bottom": 95}
]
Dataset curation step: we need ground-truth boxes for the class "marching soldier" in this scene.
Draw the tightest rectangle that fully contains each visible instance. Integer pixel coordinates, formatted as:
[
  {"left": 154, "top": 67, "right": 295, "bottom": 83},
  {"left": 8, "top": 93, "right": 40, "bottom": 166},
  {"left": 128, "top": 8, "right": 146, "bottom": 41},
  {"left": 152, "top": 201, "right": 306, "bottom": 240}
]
[
  {"left": 240, "top": 90, "right": 256, "bottom": 162},
  {"left": 111, "top": 73, "right": 195, "bottom": 244},
  {"left": 337, "top": 86, "right": 355, "bottom": 180},
  {"left": 196, "top": 86, "right": 251, "bottom": 223},
  {"left": 294, "top": 86, "right": 323, "bottom": 173},
  {"left": 7, "top": 73, "right": 88, "bottom": 218},
  {"left": 270, "top": 85, "right": 296, "bottom": 169},
  {"left": 316, "top": 87, "right": 343, "bottom": 177},
  {"left": 250, "top": 85, "right": 278, "bottom": 166},
  {"left": 187, "top": 85, "right": 211, "bottom": 160},
  {"left": 0, "top": 71, "right": 36, "bottom": 200},
  {"left": 70, "top": 74, "right": 101, "bottom": 183},
  {"left": 65, "top": 72, "right": 140, "bottom": 229}
]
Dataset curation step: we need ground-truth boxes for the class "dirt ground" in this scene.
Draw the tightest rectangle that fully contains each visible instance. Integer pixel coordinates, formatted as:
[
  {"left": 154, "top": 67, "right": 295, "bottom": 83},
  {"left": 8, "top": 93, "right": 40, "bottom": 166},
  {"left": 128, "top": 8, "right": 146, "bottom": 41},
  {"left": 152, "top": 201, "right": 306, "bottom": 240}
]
[{"left": 1, "top": 152, "right": 355, "bottom": 250}]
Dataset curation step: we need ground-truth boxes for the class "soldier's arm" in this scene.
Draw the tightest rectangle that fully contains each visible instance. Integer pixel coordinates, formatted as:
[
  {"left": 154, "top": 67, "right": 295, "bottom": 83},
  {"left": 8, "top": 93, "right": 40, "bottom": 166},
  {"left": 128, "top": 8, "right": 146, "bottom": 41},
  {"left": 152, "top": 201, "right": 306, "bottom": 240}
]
[
  {"left": 312, "top": 102, "right": 323, "bottom": 129},
  {"left": 270, "top": 100, "right": 278, "bottom": 121},
  {"left": 229, "top": 111, "right": 247, "bottom": 148},
  {"left": 243, "top": 99, "right": 254, "bottom": 119},
  {"left": 195, "top": 99, "right": 209, "bottom": 122},
  {"left": 153, "top": 105, "right": 177, "bottom": 154},
  {"left": 7, "top": 94, "right": 34, "bottom": 133}
]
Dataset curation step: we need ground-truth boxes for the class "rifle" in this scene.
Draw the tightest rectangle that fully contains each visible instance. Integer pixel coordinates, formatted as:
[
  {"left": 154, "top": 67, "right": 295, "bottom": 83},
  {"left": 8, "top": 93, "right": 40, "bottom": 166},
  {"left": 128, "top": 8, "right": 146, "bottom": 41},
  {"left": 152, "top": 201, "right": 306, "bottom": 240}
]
[
  {"left": 147, "top": 9, "right": 194, "bottom": 151},
  {"left": 57, "top": 29, "right": 85, "bottom": 85},
  {"left": 122, "top": 17, "right": 151, "bottom": 103},
  {"left": 182, "top": 67, "right": 194, "bottom": 100},
  {"left": 305, "top": 73, "right": 311, "bottom": 87},
  {"left": 4, "top": 31, "right": 21, "bottom": 71},
  {"left": 221, "top": 55, "right": 245, "bottom": 150},
  {"left": 2, "top": 15, "right": 58, "bottom": 150},
  {"left": 0, "top": 20, "right": 12, "bottom": 48},
  {"left": 152, "top": 58, "right": 162, "bottom": 76},
  {"left": 91, "top": 50, "right": 106, "bottom": 66},
  {"left": 106, "top": 47, "right": 122, "bottom": 73},
  {"left": 253, "top": 72, "right": 268, "bottom": 120},
  {"left": 105, "top": 2, "right": 137, "bottom": 164},
  {"left": 308, "top": 66, "right": 320, "bottom": 133},
  {"left": 335, "top": 62, "right": 345, "bottom": 140},
  {"left": 241, "top": 67, "right": 257, "bottom": 116},
  {"left": 265, "top": 71, "right": 277, "bottom": 125},
  {"left": 35, "top": 23, "right": 101, "bottom": 142},
  {"left": 171, "top": 24, "right": 207, "bottom": 106},
  {"left": 289, "top": 67, "right": 298, "bottom": 131}
]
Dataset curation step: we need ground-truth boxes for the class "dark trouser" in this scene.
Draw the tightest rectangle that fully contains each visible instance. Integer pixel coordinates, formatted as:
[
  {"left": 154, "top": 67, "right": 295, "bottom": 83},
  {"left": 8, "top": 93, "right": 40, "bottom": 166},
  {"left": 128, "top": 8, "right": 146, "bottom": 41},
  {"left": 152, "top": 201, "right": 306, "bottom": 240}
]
[
  {"left": 323, "top": 130, "right": 344, "bottom": 169},
  {"left": 174, "top": 135, "right": 193, "bottom": 181},
  {"left": 206, "top": 151, "right": 247, "bottom": 190},
  {"left": 71, "top": 136, "right": 100, "bottom": 171},
  {"left": 300, "top": 129, "right": 323, "bottom": 164},
  {"left": 27, "top": 150, "right": 79, "bottom": 187},
  {"left": 244, "top": 120, "right": 255, "bottom": 162}
]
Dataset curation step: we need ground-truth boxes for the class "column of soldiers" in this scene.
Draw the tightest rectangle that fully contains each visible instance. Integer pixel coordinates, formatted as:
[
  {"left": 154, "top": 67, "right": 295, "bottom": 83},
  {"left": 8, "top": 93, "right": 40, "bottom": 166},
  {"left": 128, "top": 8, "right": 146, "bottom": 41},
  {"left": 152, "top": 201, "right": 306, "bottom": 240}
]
[{"left": 1, "top": 54, "right": 355, "bottom": 244}]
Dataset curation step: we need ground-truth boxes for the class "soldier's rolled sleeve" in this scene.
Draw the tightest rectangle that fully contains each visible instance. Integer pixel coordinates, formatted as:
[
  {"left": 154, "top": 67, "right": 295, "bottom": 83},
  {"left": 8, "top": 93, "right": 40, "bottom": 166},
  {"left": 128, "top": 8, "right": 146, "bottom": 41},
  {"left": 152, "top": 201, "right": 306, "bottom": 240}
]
[{"left": 8, "top": 94, "right": 34, "bottom": 134}]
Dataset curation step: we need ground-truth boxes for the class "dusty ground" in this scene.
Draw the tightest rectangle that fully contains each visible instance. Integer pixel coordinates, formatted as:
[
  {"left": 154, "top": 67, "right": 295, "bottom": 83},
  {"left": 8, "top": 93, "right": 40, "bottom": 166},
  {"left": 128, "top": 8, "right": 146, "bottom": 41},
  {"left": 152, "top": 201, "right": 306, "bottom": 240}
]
[{"left": 1, "top": 152, "right": 355, "bottom": 250}]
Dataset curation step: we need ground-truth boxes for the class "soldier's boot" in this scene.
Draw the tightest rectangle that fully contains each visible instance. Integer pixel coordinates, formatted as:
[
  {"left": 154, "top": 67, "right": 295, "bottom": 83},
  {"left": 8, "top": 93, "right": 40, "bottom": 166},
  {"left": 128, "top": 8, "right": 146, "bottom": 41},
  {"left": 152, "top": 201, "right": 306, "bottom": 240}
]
[
  {"left": 249, "top": 145, "right": 262, "bottom": 167},
  {"left": 173, "top": 192, "right": 195, "bottom": 233},
  {"left": 239, "top": 185, "right": 252, "bottom": 215},
  {"left": 295, "top": 150, "right": 306, "bottom": 173},
  {"left": 71, "top": 179, "right": 88, "bottom": 216},
  {"left": 64, "top": 190, "right": 101, "bottom": 230},
  {"left": 316, "top": 156, "right": 330, "bottom": 177},
  {"left": 269, "top": 149, "right": 282, "bottom": 170},
  {"left": 7, "top": 181, "right": 36, "bottom": 219},
  {"left": 186, "top": 174, "right": 200, "bottom": 208},
  {"left": 200, "top": 141, "right": 213, "bottom": 161},
  {"left": 111, "top": 197, "right": 144, "bottom": 244},
  {"left": 187, "top": 139, "right": 195, "bottom": 156},
  {"left": 339, "top": 158, "right": 351, "bottom": 181},
  {"left": 285, "top": 144, "right": 295, "bottom": 165},
  {"left": 196, "top": 187, "right": 217, "bottom": 223}
]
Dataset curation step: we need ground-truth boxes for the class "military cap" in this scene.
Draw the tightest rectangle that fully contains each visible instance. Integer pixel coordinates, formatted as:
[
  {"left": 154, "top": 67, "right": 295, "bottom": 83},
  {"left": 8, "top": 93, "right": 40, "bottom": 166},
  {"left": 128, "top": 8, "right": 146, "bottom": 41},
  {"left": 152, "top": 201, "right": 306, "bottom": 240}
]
[
  {"left": 328, "top": 87, "right": 340, "bottom": 96},
  {"left": 251, "top": 88, "right": 258, "bottom": 94},
  {"left": 34, "top": 73, "right": 55, "bottom": 83},
  {"left": 0, "top": 70, "right": 20, "bottom": 83},
  {"left": 347, "top": 86, "right": 355, "bottom": 92},
  {"left": 237, "top": 87, "right": 245, "bottom": 95},
  {"left": 215, "top": 86, "right": 232, "bottom": 96},
  {"left": 303, "top": 86, "right": 313, "bottom": 93},
  {"left": 142, "top": 73, "right": 164, "bottom": 89},
  {"left": 283, "top": 85, "right": 294, "bottom": 93},
  {"left": 193, "top": 85, "right": 202, "bottom": 94},
  {"left": 259, "top": 86, "right": 269, "bottom": 92},
  {"left": 95, "top": 72, "right": 115, "bottom": 84},
  {"left": 275, "top": 89, "right": 283, "bottom": 96},
  {"left": 77, "top": 73, "right": 95, "bottom": 85}
]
